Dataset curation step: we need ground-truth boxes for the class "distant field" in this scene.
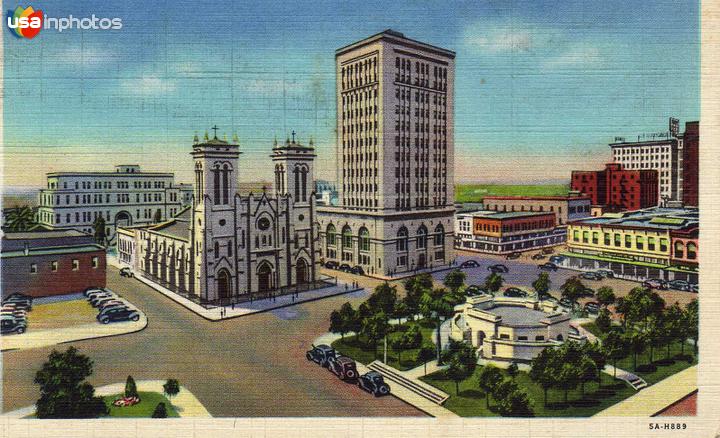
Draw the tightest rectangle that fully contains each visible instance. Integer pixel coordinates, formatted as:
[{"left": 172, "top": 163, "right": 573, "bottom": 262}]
[{"left": 455, "top": 184, "right": 569, "bottom": 203}]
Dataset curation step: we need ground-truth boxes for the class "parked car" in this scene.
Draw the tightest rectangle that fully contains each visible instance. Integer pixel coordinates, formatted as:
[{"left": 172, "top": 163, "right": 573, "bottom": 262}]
[
  {"left": 1, "top": 301, "right": 31, "bottom": 312},
  {"left": 487, "top": 264, "right": 509, "bottom": 273},
  {"left": 531, "top": 253, "right": 546, "bottom": 260},
  {"left": 96, "top": 307, "right": 140, "bottom": 324},
  {"left": 505, "top": 252, "right": 521, "bottom": 260},
  {"left": 579, "top": 287, "right": 595, "bottom": 298},
  {"left": 642, "top": 279, "right": 668, "bottom": 290},
  {"left": 668, "top": 279, "right": 691, "bottom": 291},
  {"left": 351, "top": 265, "right": 365, "bottom": 275},
  {"left": 549, "top": 255, "right": 565, "bottom": 264},
  {"left": 581, "top": 271, "right": 603, "bottom": 281},
  {"left": 306, "top": 344, "right": 337, "bottom": 368},
  {"left": 328, "top": 356, "right": 358, "bottom": 381},
  {"left": 690, "top": 283, "right": 699, "bottom": 293},
  {"left": 86, "top": 289, "right": 112, "bottom": 300},
  {"left": 539, "top": 294, "right": 558, "bottom": 304},
  {"left": 584, "top": 302, "right": 600, "bottom": 314},
  {"left": 338, "top": 264, "right": 353, "bottom": 273},
  {"left": 1, "top": 314, "right": 27, "bottom": 334},
  {"left": 503, "top": 287, "right": 527, "bottom": 298},
  {"left": 119, "top": 267, "right": 134, "bottom": 278},
  {"left": 559, "top": 297, "right": 577, "bottom": 309},
  {"left": 465, "top": 285, "right": 486, "bottom": 296},
  {"left": 91, "top": 294, "right": 120, "bottom": 307},
  {"left": 595, "top": 269, "right": 615, "bottom": 278},
  {"left": 2, "top": 295, "right": 33, "bottom": 310},
  {"left": 324, "top": 261, "right": 339, "bottom": 270},
  {"left": 538, "top": 262, "right": 558, "bottom": 272},
  {"left": 460, "top": 259, "right": 480, "bottom": 268},
  {"left": 542, "top": 247, "right": 555, "bottom": 255},
  {"left": 1, "top": 306, "right": 27, "bottom": 319},
  {"left": 3, "top": 293, "right": 32, "bottom": 303},
  {"left": 84, "top": 287, "right": 108, "bottom": 297},
  {"left": 97, "top": 300, "right": 128, "bottom": 311},
  {"left": 357, "top": 371, "right": 391, "bottom": 397}
]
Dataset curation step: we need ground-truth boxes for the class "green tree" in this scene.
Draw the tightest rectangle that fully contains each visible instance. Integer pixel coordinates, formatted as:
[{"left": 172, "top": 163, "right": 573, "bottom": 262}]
[
  {"left": 483, "top": 272, "right": 504, "bottom": 294},
  {"left": 4, "top": 205, "right": 37, "bottom": 231},
  {"left": 531, "top": 272, "right": 551, "bottom": 297},
  {"left": 578, "top": 356, "right": 598, "bottom": 395},
  {"left": 477, "top": 364, "right": 504, "bottom": 409},
  {"left": 492, "top": 378, "right": 519, "bottom": 404},
  {"left": 529, "top": 347, "right": 558, "bottom": 407},
  {"left": 339, "top": 302, "right": 358, "bottom": 337},
  {"left": 419, "top": 288, "right": 455, "bottom": 364},
  {"left": 403, "top": 273, "right": 433, "bottom": 318},
  {"left": 685, "top": 299, "right": 698, "bottom": 355},
  {"left": 367, "top": 282, "right": 398, "bottom": 316},
  {"left": 329, "top": 309, "right": 345, "bottom": 339},
  {"left": 595, "top": 308, "right": 612, "bottom": 333},
  {"left": 664, "top": 303, "right": 685, "bottom": 359},
  {"left": 557, "top": 362, "right": 581, "bottom": 404},
  {"left": 393, "top": 325, "right": 422, "bottom": 365},
  {"left": 361, "top": 312, "right": 392, "bottom": 359},
  {"left": 560, "top": 277, "right": 586, "bottom": 307},
  {"left": 163, "top": 379, "right": 180, "bottom": 400},
  {"left": 124, "top": 375, "right": 139, "bottom": 398},
  {"left": 34, "top": 347, "right": 108, "bottom": 418},
  {"left": 416, "top": 344, "right": 436, "bottom": 375},
  {"left": 443, "top": 269, "right": 466, "bottom": 294},
  {"left": 151, "top": 402, "right": 168, "bottom": 418},
  {"left": 583, "top": 341, "right": 607, "bottom": 387},
  {"left": 622, "top": 287, "right": 666, "bottom": 331},
  {"left": 445, "top": 357, "right": 473, "bottom": 395},
  {"left": 627, "top": 330, "right": 646, "bottom": 371},
  {"left": 497, "top": 388, "right": 533, "bottom": 417},
  {"left": 603, "top": 331, "right": 631, "bottom": 379},
  {"left": 507, "top": 362, "right": 519, "bottom": 380},
  {"left": 392, "top": 301, "right": 410, "bottom": 325},
  {"left": 93, "top": 215, "right": 107, "bottom": 246},
  {"left": 596, "top": 286, "right": 616, "bottom": 308}
]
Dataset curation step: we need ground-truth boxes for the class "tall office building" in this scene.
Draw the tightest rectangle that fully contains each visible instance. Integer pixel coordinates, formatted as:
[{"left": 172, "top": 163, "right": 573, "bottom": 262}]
[{"left": 317, "top": 30, "right": 456, "bottom": 278}]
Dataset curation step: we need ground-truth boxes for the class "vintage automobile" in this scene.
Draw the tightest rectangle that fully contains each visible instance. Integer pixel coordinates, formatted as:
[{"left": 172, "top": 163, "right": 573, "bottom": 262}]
[
  {"left": 96, "top": 307, "right": 140, "bottom": 324},
  {"left": 464, "top": 285, "right": 486, "bottom": 296},
  {"left": 595, "top": 269, "right": 615, "bottom": 278},
  {"left": 357, "top": 371, "right": 391, "bottom": 397},
  {"left": 538, "top": 262, "right": 558, "bottom": 272},
  {"left": 581, "top": 271, "right": 603, "bottom": 281},
  {"left": 503, "top": 287, "right": 528, "bottom": 298},
  {"left": 1, "top": 314, "right": 27, "bottom": 334},
  {"left": 487, "top": 264, "right": 509, "bottom": 273},
  {"left": 119, "top": 267, "right": 134, "bottom": 278},
  {"left": 549, "top": 255, "right": 565, "bottom": 264},
  {"left": 643, "top": 278, "right": 669, "bottom": 290},
  {"left": 328, "top": 356, "right": 358, "bottom": 381},
  {"left": 584, "top": 301, "right": 600, "bottom": 314},
  {"left": 505, "top": 252, "right": 521, "bottom": 260},
  {"left": 460, "top": 259, "right": 480, "bottom": 268},
  {"left": 542, "top": 247, "right": 555, "bottom": 255},
  {"left": 325, "top": 261, "right": 339, "bottom": 270},
  {"left": 531, "top": 253, "right": 546, "bottom": 260},
  {"left": 351, "top": 265, "right": 365, "bottom": 275},
  {"left": 306, "top": 344, "right": 337, "bottom": 368}
]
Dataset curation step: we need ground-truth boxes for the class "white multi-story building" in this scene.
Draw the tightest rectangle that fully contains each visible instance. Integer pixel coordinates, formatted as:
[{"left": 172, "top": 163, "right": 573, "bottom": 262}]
[
  {"left": 37, "top": 165, "right": 192, "bottom": 242},
  {"left": 610, "top": 137, "right": 682, "bottom": 203},
  {"left": 317, "top": 30, "right": 456, "bottom": 278}
]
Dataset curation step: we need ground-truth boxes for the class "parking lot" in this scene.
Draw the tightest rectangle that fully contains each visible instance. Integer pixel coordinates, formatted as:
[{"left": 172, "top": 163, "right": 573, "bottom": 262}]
[{"left": 30, "top": 297, "right": 97, "bottom": 330}]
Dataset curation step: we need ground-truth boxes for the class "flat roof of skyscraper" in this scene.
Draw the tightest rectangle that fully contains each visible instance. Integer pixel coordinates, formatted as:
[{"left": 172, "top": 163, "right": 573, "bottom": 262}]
[{"left": 336, "top": 29, "right": 455, "bottom": 58}]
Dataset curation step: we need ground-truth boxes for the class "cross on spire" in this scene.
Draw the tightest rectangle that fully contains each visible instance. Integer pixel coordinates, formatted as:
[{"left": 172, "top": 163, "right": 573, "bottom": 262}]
[
  {"left": 211, "top": 125, "right": 219, "bottom": 139},
  {"left": 291, "top": 130, "right": 296, "bottom": 143}
]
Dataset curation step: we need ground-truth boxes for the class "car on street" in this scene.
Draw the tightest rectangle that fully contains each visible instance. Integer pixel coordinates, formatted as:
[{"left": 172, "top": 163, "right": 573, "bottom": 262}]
[
  {"left": 460, "top": 259, "right": 480, "bottom": 268},
  {"left": 531, "top": 253, "right": 546, "bottom": 260},
  {"left": 579, "top": 287, "right": 595, "bottom": 298},
  {"left": 324, "top": 261, "right": 339, "bottom": 270},
  {"left": 559, "top": 297, "right": 577, "bottom": 309},
  {"left": 96, "top": 307, "right": 140, "bottom": 324},
  {"left": 595, "top": 269, "right": 615, "bottom": 278},
  {"left": 357, "top": 371, "right": 391, "bottom": 397},
  {"left": 549, "top": 255, "right": 565, "bottom": 264},
  {"left": 328, "top": 356, "right": 359, "bottom": 381},
  {"left": 505, "top": 252, "right": 521, "bottom": 260},
  {"left": 690, "top": 283, "right": 699, "bottom": 293},
  {"left": 642, "top": 279, "right": 669, "bottom": 290},
  {"left": 487, "top": 264, "right": 509, "bottom": 273},
  {"left": 119, "top": 267, "right": 134, "bottom": 278},
  {"left": 503, "top": 287, "right": 528, "bottom": 298},
  {"left": 1, "top": 314, "right": 27, "bottom": 334},
  {"left": 581, "top": 271, "right": 603, "bottom": 281},
  {"left": 351, "top": 265, "right": 365, "bottom": 275},
  {"left": 538, "top": 262, "right": 558, "bottom": 272},
  {"left": 84, "top": 287, "right": 108, "bottom": 297},
  {"left": 542, "top": 247, "right": 555, "bottom": 255},
  {"left": 91, "top": 294, "right": 120, "bottom": 307},
  {"left": 306, "top": 344, "right": 337, "bottom": 368},
  {"left": 465, "top": 285, "right": 486, "bottom": 296},
  {"left": 584, "top": 302, "right": 600, "bottom": 314},
  {"left": 539, "top": 294, "right": 558, "bottom": 304},
  {"left": 86, "top": 289, "right": 113, "bottom": 300},
  {"left": 668, "top": 279, "right": 691, "bottom": 291},
  {"left": 338, "top": 264, "right": 353, "bottom": 273}
]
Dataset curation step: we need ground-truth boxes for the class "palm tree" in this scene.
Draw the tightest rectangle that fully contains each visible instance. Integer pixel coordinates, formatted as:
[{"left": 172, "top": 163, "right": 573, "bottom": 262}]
[{"left": 419, "top": 288, "right": 454, "bottom": 365}]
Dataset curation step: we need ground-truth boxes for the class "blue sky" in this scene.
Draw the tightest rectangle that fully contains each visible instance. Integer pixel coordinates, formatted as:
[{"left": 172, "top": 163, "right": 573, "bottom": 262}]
[{"left": 2, "top": 0, "right": 699, "bottom": 186}]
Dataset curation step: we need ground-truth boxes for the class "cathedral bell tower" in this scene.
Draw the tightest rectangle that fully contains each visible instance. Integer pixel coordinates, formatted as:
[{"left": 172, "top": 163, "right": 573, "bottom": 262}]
[
  {"left": 271, "top": 131, "right": 316, "bottom": 202},
  {"left": 191, "top": 126, "right": 241, "bottom": 208}
]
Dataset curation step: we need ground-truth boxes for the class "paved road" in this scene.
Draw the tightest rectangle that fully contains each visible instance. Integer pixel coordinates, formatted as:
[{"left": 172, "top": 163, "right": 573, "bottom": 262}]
[{"left": 2, "top": 267, "right": 423, "bottom": 417}]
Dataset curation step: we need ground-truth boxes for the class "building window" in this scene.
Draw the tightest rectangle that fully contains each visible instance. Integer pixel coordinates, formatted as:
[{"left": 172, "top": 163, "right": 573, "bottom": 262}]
[
  {"left": 648, "top": 237, "right": 656, "bottom": 251},
  {"left": 582, "top": 231, "right": 589, "bottom": 244},
  {"left": 604, "top": 233, "right": 611, "bottom": 246},
  {"left": 674, "top": 241, "right": 684, "bottom": 259},
  {"left": 72, "top": 259, "right": 79, "bottom": 271},
  {"left": 417, "top": 225, "right": 428, "bottom": 249},
  {"left": 636, "top": 236, "right": 644, "bottom": 250},
  {"left": 359, "top": 227, "right": 370, "bottom": 252},
  {"left": 625, "top": 235, "right": 632, "bottom": 248},
  {"left": 592, "top": 232, "right": 598, "bottom": 245},
  {"left": 614, "top": 234, "right": 621, "bottom": 247},
  {"left": 397, "top": 227, "right": 408, "bottom": 251},
  {"left": 535, "top": 335, "right": 545, "bottom": 341},
  {"left": 660, "top": 238, "right": 668, "bottom": 252},
  {"left": 687, "top": 242, "right": 697, "bottom": 260},
  {"left": 51, "top": 261, "right": 58, "bottom": 272},
  {"left": 30, "top": 263, "right": 37, "bottom": 274},
  {"left": 573, "top": 230, "right": 579, "bottom": 241}
]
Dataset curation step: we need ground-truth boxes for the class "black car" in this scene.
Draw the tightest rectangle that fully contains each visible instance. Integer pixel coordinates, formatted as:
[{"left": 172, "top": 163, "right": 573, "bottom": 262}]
[
  {"left": 549, "top": 255, "right": 565, "bottom": 264},
  {"left": 581, "top": 271, "right": 603, "bottom": 281},
  {"left": 357, "top": 371, "right": 391, "bottom": 397},
  {"left": 338, "top": 264, "right": 353, "bottom": 273},
  {"left": 668, "top": 279, "right": 691, "bottom": 291},
  {"left": 465, "top": 285, "right": 485, "bottom": 296},
  {"left": 579, "top": 287, "right": 595, "bottom": 298},
  {"left": 538, "top": 262, "right": 558, "bottom": 272},
  {"left": 119, "top": 267, "right": 134, "bottom": 278},
  {"left": 531, "top": 253, "right": 546, "bottom": 260},
  {"left": 328, "top": 356, "right": 359, "bottom": 381},
  {"left": 559, "top": 297, "right": 577, "bottom": 309},
  {"left": 503, "top": 287, "right": 527, "bottom": 298},
  {"left": 642, "top": 279, "right": 668, "bottom": 290},
  {"left": 2, "top": 295, "right": 32, "bottom": 310},
  {"left": 306, "top": 344, "right": 337, "bottom": 368},
  {"left": 595, "top": 269, "right": 614, "bottom": 278},
  {"left": 4, "top": 293, "right": 32, "bottom": 303},
  {"left": 1, "top": 314, "right": 27, "bottom": 334},
  {"left": 351, "top": 265, "right": 365, "bottom": 275},
  {"left": 584, "top": 302, "right": 600, "bottom": 314},
  {"left": 487, "top": 264, "right": 509, "bottom": 273},
  {"left": 325, "top": 261, "right": 339, "bottom": 270},
  {"left": 542, "top": 247, "right": 555, "bottom": 255},
  {"left": 2, "top": 300, "right": 31, "bottom": 312},
  {"left": 96, "top": 307, "right": 140, "bottom": 324},
  {"left": 84, "top": 287, "right": 108, "bottom": 297},
  {"left": 540, "top": 294, "right": 559, "bottom": 304},
  {"left": 505, "top": 252, "right": 521, "bottom": 260},
  {"left": 91, "top": 294, "right": 120, "bottom": 307},
  {"left": 460, "top": 259, "right": 480, "bottom": 268}
]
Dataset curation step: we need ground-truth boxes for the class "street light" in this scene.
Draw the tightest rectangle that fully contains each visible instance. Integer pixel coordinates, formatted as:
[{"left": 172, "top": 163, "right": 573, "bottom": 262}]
[{"left": 431, "top": 310, "right": 446, "bottom": 366}]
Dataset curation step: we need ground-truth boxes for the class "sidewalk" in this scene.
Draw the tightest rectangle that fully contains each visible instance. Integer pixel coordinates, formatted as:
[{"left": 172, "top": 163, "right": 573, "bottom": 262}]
[
  {"left": 594, "top": 365, "right": 697, "bottom": 416},
  {"left": 135, "top": 272, "right": 364, "bottom": 321},
  {"left": 1, "top": 312, "right": 147, "bottom": 352},
  {"left": 1, "top": 380, "right": 210, "bottom": 418}
]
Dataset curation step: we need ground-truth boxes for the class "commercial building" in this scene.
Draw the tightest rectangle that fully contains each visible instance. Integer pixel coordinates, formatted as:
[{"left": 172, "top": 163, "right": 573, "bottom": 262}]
[
  {"left": 680, "top": 121, "right": 699, "bottom": 206},
  {"left": 317, "top": 30, "right": 455, "bottom": 278},
  {"left": 315, "top": 180, "right": 338, "bottom": 206},
  {"left": 117, "top": 133, "right": 321, "bottom": 304},
  {"left": 454, "top": 210, "right": 564, "bottom": 254},
  {"left": 562, "top": 207, "right": 698, "bottom": 283},
  {"left": 482, "top": 192, "right": 591, "bottom": 225},
  {"left": 1, "top": 230, "right": 106, "bottom": 298},
  {"left": 571, "top": 163, "right": 658, "bottom": 211},
  {"left": 36, "top": 165, "right": 192, "bottom": 243},
  {"left": 450, "top": 294, "right": 571, "bottom": 362}
]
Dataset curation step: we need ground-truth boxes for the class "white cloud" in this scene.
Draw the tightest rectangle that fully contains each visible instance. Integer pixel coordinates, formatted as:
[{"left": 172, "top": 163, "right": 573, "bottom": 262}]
[
  {"left": 542, "top": 46, "right": 603, "bottom": 70},
  {"left": 121, "top": 75, "right": 176, "bottom": 96},
  {"left": 54, "top": 47, "right": 117, "bottom": 66},
  {"left": 463, "top": 21, "right": 555, "bottom": 53}
]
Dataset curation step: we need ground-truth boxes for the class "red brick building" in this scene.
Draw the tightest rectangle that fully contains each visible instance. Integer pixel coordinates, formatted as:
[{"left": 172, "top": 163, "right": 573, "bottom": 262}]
[
  {"left": 681, "top": 121, "right": 699, "bottom": 207},
  {"left": 1, "top": 230, "right": 106, "bottom": 298},
  {"left": 571, "top": 163, "right": 658, "bottom": 211}
]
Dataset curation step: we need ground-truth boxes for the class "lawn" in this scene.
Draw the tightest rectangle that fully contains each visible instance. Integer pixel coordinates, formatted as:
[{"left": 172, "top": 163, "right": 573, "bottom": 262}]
[
  {"left": 331, "top": 319, "right": 437, "bottom": 371},
  {"left": 420, "top": 366, "right": 636, "bottom": 417},
  {"left": 613, "top": 340, "right": 697, "bottom": 386},
  {"left": 104, "top": 391, "right": 179, "bottom": 418},
  {"left": 455, "top": 184, "right": 569, "bottom": 203},
  {"left": 31, "top": 299, "right": 98, "bottom": 330}
]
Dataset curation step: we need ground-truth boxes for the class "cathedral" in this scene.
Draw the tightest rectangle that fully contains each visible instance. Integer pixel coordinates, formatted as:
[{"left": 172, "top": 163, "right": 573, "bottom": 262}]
[{"left": 117, "top": 131, "right": 320, "bottom": 303}]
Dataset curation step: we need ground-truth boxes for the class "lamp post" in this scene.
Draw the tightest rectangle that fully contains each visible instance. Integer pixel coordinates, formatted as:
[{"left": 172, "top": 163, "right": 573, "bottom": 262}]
[{"left": 431, "top": 310, "right": 446, "bottom": 365}]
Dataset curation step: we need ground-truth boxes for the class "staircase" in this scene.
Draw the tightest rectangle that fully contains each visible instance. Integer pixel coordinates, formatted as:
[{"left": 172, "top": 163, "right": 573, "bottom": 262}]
[
  {"left": 367, "top": 360, "right": 449, "bottom": 405},
  {"left": 605, "top": 365, "right": 648, "bottom": 390}
]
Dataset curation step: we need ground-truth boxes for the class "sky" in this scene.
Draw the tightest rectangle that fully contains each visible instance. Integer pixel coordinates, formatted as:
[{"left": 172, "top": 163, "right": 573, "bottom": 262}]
[{"left": 2, "top": 0, "right": 700, "bottom": 188}]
